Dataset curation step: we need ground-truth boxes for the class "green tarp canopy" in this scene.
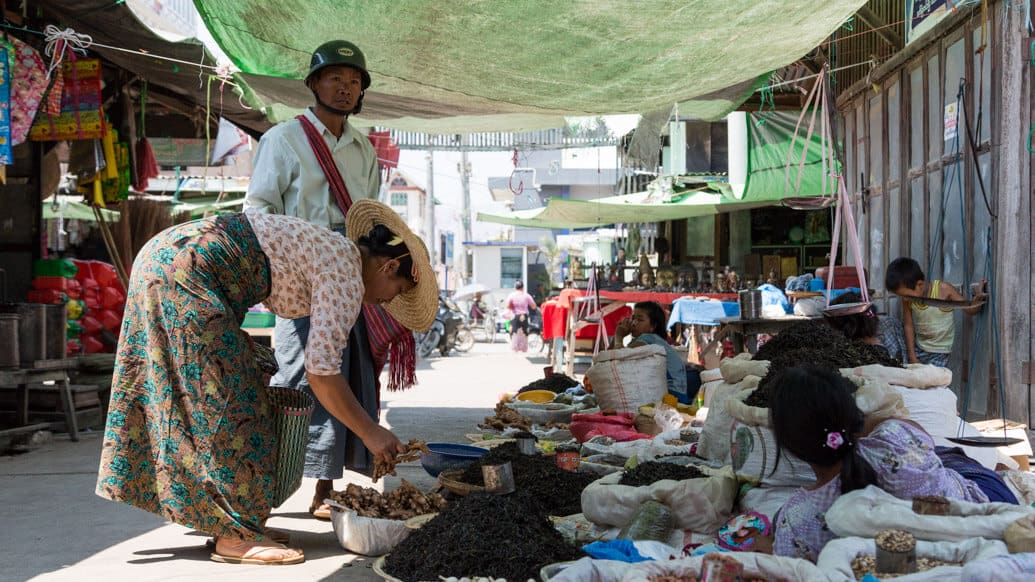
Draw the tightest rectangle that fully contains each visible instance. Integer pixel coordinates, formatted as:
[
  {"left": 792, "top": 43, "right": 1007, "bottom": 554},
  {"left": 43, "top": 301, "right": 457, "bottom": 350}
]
[
  {"left": 479, "top": 110, "right": 839, "bottom": 229},
  {"left": 194, "top": 0, "right": 866, "bottom": 132}
]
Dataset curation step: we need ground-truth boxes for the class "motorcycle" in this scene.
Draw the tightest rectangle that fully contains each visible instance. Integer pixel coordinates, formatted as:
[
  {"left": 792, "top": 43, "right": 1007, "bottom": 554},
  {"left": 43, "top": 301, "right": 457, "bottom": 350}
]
[{"left": 417, "top": 294, "right": 466, "bottom": 357}]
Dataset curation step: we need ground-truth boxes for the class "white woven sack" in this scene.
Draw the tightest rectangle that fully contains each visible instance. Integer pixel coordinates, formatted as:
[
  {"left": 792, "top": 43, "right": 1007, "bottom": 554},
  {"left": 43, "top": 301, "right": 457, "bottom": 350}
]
[
  {"left": 580, "top": 465, "right": 738, "bottom": 534},
  {"left": 621, "top": 553, "right": 827, "bottom": 582},
  {"left": 696, "top": 376, "right": 759, "bottom": 462},
  {"left": 843, "top": 363, "right": 952, "bottom": 388},
  {"left": 960, "top": 553, "right": 1035, "bottom": 581},
  {"left": 585, "top": 345, "right": 668, "bottom": 414},
  {"left": 843, "top": 374, "right": 909, "bottom": 424},
  {"left": 887, "top": 385, "right": 999, "bottom": 469},
  {"left": 700, "top": 379, "right": 723, "bottom": 408},
  {"left": 729, "top": 420, "right": 815, "bottom": 487},
  {"left": 826, "top": 485, "right": 1035, "bottom": 542},
  {"left": 720, "top": 353, "right": 769, "bottom": 383},
  {"left": 726, "top": 391, "right": 770, "bottom": 427},
  {"left": 328, "top": 503, "right": 411, "bottom": 556},
  {"left": 817, "top": 536, "right": 1007, "bottom": 582},
  {"left": 737, "top": 485, "right": 797, "bottom": 524}
]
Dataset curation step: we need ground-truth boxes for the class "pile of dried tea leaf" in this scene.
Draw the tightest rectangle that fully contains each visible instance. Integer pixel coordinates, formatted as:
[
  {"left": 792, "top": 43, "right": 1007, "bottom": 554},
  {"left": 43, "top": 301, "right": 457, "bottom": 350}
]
[{"left": 384, "top": 492, "right": 582, "bottom": 581}]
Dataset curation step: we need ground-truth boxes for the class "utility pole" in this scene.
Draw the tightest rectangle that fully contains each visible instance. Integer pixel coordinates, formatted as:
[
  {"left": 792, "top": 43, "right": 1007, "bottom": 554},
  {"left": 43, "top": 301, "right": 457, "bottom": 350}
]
[
  {"left": 458, "top": 136, "right": 473, "bottom": 282},
  {"left": 425, "top": 151, "right": 436, "bottom": 267}
]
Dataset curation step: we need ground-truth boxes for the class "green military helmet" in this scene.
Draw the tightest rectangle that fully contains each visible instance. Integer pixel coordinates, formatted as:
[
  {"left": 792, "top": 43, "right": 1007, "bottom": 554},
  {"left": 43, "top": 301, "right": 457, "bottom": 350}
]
[{"left": 307, "top": 40, "right": 371, "bottom": 89}]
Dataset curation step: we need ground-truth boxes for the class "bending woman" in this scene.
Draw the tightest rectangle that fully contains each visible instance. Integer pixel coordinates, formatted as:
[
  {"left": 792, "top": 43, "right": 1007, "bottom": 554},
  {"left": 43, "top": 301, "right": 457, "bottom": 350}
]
[{"left": 96, "top": 200, "right": 436, "bottom": 565}]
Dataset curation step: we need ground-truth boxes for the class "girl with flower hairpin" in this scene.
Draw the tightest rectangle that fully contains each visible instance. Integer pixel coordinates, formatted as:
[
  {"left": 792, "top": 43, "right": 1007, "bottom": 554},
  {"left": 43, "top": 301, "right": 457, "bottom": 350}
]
[{"left": 761, "top": 366, "right": 988, "bottom": 562}]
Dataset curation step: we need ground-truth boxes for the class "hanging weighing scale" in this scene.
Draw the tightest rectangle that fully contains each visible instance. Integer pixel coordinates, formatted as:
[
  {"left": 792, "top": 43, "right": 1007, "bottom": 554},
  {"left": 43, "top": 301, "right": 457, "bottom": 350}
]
[{"left": 780, "top": 64, "right": 874, "bottom": 320}]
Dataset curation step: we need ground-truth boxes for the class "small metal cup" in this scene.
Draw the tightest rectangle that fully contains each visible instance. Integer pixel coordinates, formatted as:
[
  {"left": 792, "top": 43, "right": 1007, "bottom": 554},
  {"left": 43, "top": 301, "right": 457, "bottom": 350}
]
[
  {"left": 515, "top": 436, "right": 537, "bottom": 455},
  {"left": 481, "top": 461, "right": 516, "bottom": 495}
]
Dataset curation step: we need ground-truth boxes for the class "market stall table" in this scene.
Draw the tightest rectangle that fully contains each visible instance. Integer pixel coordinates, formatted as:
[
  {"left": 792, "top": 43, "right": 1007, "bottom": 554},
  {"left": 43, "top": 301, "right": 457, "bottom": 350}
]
[
  {"left": 668, "top": 298, "right": 741, "bottom": 365},
  {"left": 0, "top": 358, "right": 80, "bottom": 441},
  {"left": 717, "top": 314, "right": 820, "bottom": 354}
]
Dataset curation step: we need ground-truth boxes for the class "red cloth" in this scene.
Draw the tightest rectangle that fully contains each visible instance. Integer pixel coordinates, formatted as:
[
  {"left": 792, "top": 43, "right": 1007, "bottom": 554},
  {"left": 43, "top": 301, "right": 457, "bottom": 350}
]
[
  {"left": 540, "top": 300, "right": 631, "bottom": 340},
  {"left": 578, "top": 305, "right": 630, "bottom": 340},
  {"left": 569, "top": 412, "right": 651, "bottom": 443},
  {"left": 540, "top": 299, "right": 566, "bottom": 341}
]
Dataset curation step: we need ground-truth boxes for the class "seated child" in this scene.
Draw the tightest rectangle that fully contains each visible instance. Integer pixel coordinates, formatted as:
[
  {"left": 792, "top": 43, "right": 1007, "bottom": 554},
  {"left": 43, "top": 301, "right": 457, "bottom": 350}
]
[
  {"left": 884, "top": 257, "right": 986, "bottom": 366},
  {"left": 767, "top": 367, "right": 987, "bottom": 562},
  {"left": 612, "top": 300, "right": 688, "bottom": 400}
]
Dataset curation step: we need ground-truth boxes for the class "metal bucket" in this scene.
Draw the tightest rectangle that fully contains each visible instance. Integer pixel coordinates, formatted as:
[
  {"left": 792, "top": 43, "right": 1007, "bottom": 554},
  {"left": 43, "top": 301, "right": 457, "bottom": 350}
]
[
  {"left": 43, "top": 303, "right": 67, "bottom": 359},
  {"left": 0, "top": 269, "right": 18, "bottom": 368},
  {"left": 2, "top": 303, "right": 67, "bottom": 364},
  {"left": 738, "top": 289, "right": 763, "bottom": 320}
]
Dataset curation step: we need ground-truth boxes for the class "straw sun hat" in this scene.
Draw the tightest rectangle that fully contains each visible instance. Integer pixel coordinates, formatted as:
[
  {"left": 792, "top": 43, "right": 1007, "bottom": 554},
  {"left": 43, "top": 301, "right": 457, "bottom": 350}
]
[{"left": 346, "top": 199, "right": 438, "bottom": 331}]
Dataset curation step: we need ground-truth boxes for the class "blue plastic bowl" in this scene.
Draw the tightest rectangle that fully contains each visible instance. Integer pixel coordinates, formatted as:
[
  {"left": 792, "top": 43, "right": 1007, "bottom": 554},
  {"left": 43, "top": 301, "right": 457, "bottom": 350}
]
[{"left": 420, "top": 442, "right": 488, "bottom": 477}]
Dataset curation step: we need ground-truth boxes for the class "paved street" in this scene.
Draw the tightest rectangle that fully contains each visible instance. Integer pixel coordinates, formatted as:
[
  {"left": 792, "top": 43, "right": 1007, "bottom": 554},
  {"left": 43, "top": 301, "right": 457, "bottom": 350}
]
[{"left": 0, "top": 341, "right": 551, "bottom": 581}]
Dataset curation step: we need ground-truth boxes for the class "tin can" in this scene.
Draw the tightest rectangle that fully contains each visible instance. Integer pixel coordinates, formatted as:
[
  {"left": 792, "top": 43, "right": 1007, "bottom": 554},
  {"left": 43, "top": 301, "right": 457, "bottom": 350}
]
[
  {"left": 556, "top": 450, "right": 580, "bottom": 472},
  {"left": 700, "top": 553, "right": 743, "bottom": 582}
]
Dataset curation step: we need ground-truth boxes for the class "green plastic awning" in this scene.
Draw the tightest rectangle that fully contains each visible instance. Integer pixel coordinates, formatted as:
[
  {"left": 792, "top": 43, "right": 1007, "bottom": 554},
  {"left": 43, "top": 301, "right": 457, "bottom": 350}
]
[
  {"left": 194, "top": 0, "right": 867, "bottom": 132},
  {"left": 479, "top": 109, "right": 840, "bottom": 229}
]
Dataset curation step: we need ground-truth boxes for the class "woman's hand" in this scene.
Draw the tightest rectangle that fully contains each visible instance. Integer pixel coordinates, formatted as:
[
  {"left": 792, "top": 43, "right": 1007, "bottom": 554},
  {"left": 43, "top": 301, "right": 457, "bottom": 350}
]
[
  {"left": 361, "top": 425, "right": 405, "bottom": 464},
  {"left": 615, "top": 317, "right": 632, "bottom": 337}
]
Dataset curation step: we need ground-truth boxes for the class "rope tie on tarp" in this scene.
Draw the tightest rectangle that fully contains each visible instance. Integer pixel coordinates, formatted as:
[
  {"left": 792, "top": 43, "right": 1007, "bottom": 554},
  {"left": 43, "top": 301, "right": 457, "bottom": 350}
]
[{"left": 43, "top": 25, "right": 92, "bottom": 80}]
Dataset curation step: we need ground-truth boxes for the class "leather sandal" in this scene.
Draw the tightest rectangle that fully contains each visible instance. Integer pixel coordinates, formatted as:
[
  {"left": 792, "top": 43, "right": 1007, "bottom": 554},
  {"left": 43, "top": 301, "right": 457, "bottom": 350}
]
[
  {"left": 209, "top": 538, "right": 304, "bottom": 565},
  {"left": 309, "top": 502, "right": 332, "bottom": 520},
  {"left": 205, "top": 528, "right": 289, "bottom": 549}
]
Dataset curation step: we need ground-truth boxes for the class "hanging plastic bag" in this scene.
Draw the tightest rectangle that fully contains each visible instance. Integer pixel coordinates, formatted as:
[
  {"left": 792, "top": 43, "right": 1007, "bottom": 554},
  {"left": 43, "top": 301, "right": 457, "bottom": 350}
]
[
  {"left": 29, "top": 57, "right": 104, "bottom": 141},
  {"left": 0, "top": 46, "right": 11, "bottom": 164},
  {"left": 5, "top": 36, "right": 47, "bottom": 145}
]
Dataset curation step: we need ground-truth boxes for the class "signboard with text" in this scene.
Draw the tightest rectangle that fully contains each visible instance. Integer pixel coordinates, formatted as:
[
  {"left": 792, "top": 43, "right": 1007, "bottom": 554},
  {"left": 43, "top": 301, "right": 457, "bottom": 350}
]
[{"left": 906, "top": 0, "right": 956, "bottom": 46}]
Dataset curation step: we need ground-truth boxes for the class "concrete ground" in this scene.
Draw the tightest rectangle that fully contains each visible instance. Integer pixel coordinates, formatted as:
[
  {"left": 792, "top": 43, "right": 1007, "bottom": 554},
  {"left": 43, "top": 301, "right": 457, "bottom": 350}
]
[{"left": 0, "top": 341, "right": 552, "bottom": 582}]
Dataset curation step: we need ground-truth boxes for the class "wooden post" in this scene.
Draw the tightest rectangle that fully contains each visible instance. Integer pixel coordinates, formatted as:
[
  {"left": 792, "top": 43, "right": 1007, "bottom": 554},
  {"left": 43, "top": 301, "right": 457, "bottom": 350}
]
[{"left": 994, "top": 2, "right": 1033, "bottom": 422}]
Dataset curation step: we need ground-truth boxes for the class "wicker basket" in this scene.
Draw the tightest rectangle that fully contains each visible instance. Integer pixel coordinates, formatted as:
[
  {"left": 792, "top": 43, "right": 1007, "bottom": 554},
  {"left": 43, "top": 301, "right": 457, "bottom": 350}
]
[
  {"left": 267, "top": 386, "right": 314, "bottom": 508},
  {"left": 438, "top": 469, "right": 486, "bottom": 496},
  {"left": 372, "top": 556, "right": 404, "bottom": 582}
]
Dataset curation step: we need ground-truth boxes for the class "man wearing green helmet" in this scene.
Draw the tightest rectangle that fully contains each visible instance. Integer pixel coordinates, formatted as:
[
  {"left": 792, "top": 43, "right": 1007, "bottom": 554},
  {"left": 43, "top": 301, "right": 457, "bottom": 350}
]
[{"left": 245, "top": 40, "right": 390, "bottom": 531}]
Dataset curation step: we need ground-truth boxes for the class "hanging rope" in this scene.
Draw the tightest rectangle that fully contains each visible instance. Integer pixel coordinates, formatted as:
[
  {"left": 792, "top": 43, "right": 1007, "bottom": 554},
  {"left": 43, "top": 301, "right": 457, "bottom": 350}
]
[
  {"left": 42, "top": 25, "right": 92, "bottom": 79},
  {"left": 926, "top": 79, "right": 966, "bottom": 281}
]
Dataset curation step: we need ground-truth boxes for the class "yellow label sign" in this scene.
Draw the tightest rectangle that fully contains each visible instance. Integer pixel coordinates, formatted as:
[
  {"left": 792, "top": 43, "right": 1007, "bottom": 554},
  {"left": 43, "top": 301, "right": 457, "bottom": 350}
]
[{"left": 337, "top": 47, "right": 354, "bottom": 57}]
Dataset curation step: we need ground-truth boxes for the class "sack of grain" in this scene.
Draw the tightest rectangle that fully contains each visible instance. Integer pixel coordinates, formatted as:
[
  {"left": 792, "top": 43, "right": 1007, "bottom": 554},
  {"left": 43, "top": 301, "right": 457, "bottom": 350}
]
[
  {"left": 817, "top": 536, "right": 1006, "bottom": 582},
  {"left": 843, "top": 363, "right": 952, "bottom": 389},
  {"left": 696, "top": 376, "right": 760, "bottom": 463},
  {"left": 585, "top": 345, "right": 668, "bottom": 414},
  {"left": 729, "top": 420, "right": 815, "bottom": 487},
  {"left": 620, "top": 553, "right": 827, "bottom": 582},
  {"left": 581, "top": 465, "right": 738, "bottom": 534},
  {"left": 720, "top": 353, "right": 770, "bottom": 384},
  {"left": 826, "top": 485, "right": 1035, "bottom": 542}
]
